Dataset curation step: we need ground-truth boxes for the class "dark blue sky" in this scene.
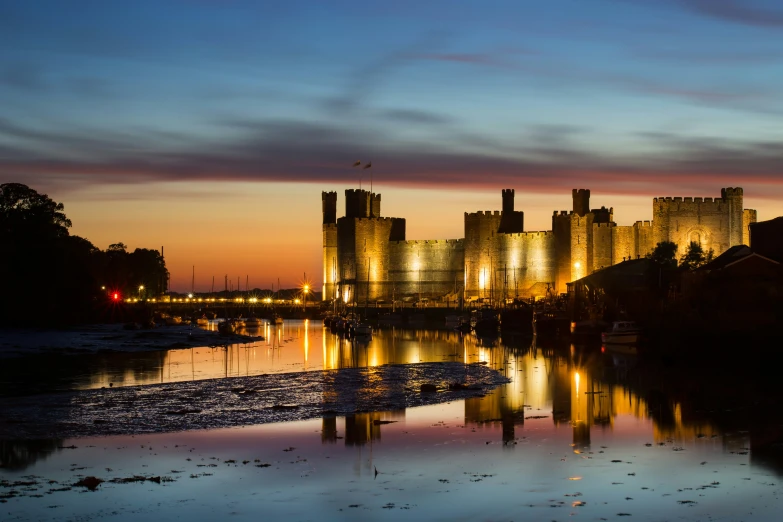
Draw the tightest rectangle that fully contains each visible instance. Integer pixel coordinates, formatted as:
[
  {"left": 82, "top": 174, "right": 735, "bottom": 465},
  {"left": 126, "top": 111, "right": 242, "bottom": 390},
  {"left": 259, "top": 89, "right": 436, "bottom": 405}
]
[{"left": 2, "top": 0, "right": 783, "bottom": 198}]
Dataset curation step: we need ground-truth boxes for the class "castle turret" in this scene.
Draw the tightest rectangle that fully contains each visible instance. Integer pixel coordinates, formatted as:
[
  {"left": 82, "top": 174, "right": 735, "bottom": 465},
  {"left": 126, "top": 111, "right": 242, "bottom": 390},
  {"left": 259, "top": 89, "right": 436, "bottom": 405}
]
[
  {"left": 322, "top": 191, "right": 337, "bottom": 224},
  {"left": 499, "top": 189, "right": 524, "bottom": 234},
  {"left": 371, "top": 193, "right": 381, "bottom": 217},
  {"left": 721, "top": 187, "right": 744, "bottom": 247},
  {"left": 572, "top": 189, "right": 590, "bottom": 217},
  {"left": 502, "top": 189, "right": 514, "bottom": 214},
  {"left": 345, "top": 189, "right": 371, "bottom": 218}
]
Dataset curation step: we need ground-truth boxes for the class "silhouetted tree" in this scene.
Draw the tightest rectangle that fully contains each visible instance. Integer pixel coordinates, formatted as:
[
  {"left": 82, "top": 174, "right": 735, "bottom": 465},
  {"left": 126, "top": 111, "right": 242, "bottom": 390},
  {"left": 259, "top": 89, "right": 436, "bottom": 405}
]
[
  {"left": 647, "top": 241, "right": 678, "bottom": 268},
  {"left": 0, "top": 183, "right": 168, "bottom": 326},
  {"left": 0, "top": 183, "right": 71, "bottom": 239},
  {"left": 680, "top": 241, "right": 714, "bottom": 270}
]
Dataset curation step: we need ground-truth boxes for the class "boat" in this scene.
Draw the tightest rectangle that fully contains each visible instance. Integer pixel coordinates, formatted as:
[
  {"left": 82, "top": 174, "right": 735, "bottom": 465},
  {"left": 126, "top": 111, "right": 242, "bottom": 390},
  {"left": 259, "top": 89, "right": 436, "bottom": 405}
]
[
  {"left": 165, "top": 315, "right": 182, "bottom": 326},
  {"left": 244, "top": 315, "right": 263, "bottom": 327},
  {"left": 354, "top": 323, "right": 373, "bottom": 337},
  {"left": 195, "top": 315, "right": 209, "bottom": 327},
  {"left": 472, "top": 307, "right": 500, "bottom": 334},
  {"left": 601, "top": 321, "right": 641, "bottom": 344},
  {"left": 218, "top": 318, "right": 236, "bottom": 335},
  {"left": 532, "top": 310, "right": 569, "bottom": 338},
  {"left": 455, "top": 318, "right": 472, "bottom": 333},
  {"left": 272, "top": 314, "right": 284, "bottom": 326}
]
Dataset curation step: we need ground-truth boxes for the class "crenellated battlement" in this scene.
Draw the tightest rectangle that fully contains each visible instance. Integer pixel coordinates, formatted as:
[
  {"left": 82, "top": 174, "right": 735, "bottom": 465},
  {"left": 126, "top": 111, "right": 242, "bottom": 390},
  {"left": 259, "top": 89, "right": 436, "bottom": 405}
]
[
  {"left": 504, "top": 230, "right": 553, "bottom": 238},
  {"left": 466, "top": 210, "right": 503, "bottom": 217},
  {"left": 633, "top": 220, "right": 652, "bottom": 228},
  {"left": 353, "top": 216, "right": 398, "bottom": 223},
  {"left": 594, "top": 222, "right": 617, "bottom": 228},
  {"left": 390, "top": 239, "right": 464, "bottom": 246},
  {"left": 653, "top": 189, "right": 739, "bottom": 214}
]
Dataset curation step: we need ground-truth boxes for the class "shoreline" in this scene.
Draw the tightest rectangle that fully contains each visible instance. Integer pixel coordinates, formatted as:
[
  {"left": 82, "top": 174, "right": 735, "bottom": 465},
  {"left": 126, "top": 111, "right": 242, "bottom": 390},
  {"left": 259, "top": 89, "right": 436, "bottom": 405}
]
[
  {"left": 0, "top": 323, "right": 261, "bottom": 360},
  {"left": 0, "top": 362, "right": 509, "bottom": 439}
]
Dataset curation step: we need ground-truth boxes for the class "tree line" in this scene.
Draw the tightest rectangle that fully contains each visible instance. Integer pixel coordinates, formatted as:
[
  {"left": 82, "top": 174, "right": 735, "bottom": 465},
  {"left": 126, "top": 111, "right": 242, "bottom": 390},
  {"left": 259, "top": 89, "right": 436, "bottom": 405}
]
[
  {"left": 0, "top": 183, "right": 168, "bottom": 326},
  {"left": 647, "top": 240, "right": 714, "bottom": 270}
]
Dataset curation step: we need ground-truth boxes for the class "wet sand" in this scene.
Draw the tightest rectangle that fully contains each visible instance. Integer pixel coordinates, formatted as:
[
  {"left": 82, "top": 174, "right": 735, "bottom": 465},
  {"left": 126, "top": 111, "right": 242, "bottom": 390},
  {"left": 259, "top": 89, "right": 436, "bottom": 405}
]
[{"left": 0, "top": 362, "right": 508, "bottom": 439}]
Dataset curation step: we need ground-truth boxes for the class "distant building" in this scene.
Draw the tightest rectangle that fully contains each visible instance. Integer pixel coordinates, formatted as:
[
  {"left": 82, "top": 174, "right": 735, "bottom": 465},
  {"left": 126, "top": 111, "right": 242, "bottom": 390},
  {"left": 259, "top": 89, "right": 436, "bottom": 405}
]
[
  {"left": 749, "top": 216, "right": 783, "bottom": 263},
  {"left": 322, "top": 187, "right": 756, "bottom": 303}
]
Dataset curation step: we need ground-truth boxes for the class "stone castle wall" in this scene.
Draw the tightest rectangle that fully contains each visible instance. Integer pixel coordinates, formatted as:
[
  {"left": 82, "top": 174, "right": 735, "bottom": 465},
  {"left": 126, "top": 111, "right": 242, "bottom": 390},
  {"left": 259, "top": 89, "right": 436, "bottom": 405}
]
[
  {"left": 653, "top": 192, "right": 738, "bottom": 256},
  {"left": 337, "top": 216, "right": 406, "bottom": 303},
  {"left": 495, "top": 231, "right": 556, "bottom": 299},
  {"left": 324, "top": 187, "right": 757, "bottom": 302},
  {"left": 388, "top": 239, "right": 465, "bottom": 300},
  {"left": 464, "top": 211, "right": 504, "bottom": 297},
  {"left": 743, "top": 209, "right": 757, "bottom": 246},
  {"left": 592, "top": 222, "right": 614, "bottom": 271},
  {"left": 552, "top": 211, "right": 572, "bottom": 293}
]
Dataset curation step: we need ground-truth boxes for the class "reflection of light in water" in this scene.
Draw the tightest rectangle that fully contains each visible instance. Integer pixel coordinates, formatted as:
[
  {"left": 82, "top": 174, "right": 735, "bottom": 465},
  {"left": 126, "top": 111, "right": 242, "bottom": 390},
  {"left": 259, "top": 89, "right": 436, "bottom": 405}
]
[
  {"left": 304, "top": 320, "right": 309, "bottom": 365},
  {"left": 63, "top": 326, "right": 715, "bottom": 450}
]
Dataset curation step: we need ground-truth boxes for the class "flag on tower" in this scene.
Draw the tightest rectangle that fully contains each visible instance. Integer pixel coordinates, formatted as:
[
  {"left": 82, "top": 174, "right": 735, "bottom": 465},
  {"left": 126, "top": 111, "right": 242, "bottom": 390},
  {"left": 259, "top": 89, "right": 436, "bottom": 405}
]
[
  {"left": 352, "top": 160, "right": 362, "bottom": 167},
  {"left": 363, "top": 162, "right": 372, "bottom": 169}
]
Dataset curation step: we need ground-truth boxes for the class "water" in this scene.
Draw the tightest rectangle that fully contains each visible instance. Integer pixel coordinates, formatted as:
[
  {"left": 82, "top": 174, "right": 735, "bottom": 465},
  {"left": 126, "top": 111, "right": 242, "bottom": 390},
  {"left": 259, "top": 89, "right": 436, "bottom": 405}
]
[{"left": 1, "top": 322, "right": 782, "bottom": 521}]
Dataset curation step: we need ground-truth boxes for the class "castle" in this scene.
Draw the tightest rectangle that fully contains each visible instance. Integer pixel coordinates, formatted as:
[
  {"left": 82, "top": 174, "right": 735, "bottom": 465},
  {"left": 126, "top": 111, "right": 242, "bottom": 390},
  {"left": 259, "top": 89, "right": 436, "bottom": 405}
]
[{"left": 322, "top": 187, "right": 757, "bottom": 304}]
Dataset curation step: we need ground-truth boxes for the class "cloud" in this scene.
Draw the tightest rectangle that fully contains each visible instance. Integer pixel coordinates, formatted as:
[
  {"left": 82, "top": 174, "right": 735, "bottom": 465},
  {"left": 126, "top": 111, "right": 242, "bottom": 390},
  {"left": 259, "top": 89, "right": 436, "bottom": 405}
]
[
  {"left": 676, "top": 0, "right": 783, "bottom": 28},
  {"left": 3, "top": 117, "right": 783, "bottom": 202},
  {"left": 380, "top": 109, "right": 455, "bottom": 125},
  {"left": 412, "top": 52, "right": 509, "bottom": 67},
  {"left": 635, "top": 48, "right": 783, "bottom": 65},
  {"left": 0, "top": 63, "right": 47, "bottom": 91}
]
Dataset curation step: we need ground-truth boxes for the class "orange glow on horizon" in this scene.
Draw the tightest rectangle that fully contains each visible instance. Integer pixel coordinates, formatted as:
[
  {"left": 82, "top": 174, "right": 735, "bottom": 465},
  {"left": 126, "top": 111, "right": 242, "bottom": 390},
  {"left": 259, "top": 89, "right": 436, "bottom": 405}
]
[{"left": 60, "top": 181, "right": 781, "bottom": 292}]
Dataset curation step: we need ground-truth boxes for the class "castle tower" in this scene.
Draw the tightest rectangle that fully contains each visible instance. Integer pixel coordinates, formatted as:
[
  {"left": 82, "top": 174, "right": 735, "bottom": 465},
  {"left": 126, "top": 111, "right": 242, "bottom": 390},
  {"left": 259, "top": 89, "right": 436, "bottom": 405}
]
[
  {"left": 721, "top": 187, "right": 744, "bottom": 247},
  {"left": 345, "top": 189, "right": 371, "bottom": 218},
  {"left": 371, "top": 193, "right": 381, "bottom": 218},
  {"left": 502, "top": 189, "right": 514, "bottom": 214},
  {"left": 322, "top": 191, "right": 338, "bottom": 301},
  {"left": 499, "top": 188, "right": 524, "bottom": 234},
  {"left": 572, "top": 189, "right": 590, "bottom": 217}
]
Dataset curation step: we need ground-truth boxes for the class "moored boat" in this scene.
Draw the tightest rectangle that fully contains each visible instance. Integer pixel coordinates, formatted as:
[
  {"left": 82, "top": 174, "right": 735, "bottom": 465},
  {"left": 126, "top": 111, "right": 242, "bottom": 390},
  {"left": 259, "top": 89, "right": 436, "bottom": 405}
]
[
  {"left": 472, "top": 307, "right": 500, "bottom": 334},
  {"left": 601, "top": 321, "right": 640, "bottom": 344},
  {"left": 354, "top": 323, "right": 373, "bottom": 336},
  {"left": 244, "top": 315, "right": 263, "bottom": 327},
  {"left": 165, "top": 315, "right": 182, "bottom": 326},
  {"left": 218, "top": 318, "right": 236, "bottom": 335}
]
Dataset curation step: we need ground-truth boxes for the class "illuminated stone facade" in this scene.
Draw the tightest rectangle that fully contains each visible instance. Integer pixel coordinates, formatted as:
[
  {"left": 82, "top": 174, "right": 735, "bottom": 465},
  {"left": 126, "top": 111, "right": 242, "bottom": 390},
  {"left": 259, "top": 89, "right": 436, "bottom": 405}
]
[{"left": 322, "top": 187, "right": 756, "bottom": 303}]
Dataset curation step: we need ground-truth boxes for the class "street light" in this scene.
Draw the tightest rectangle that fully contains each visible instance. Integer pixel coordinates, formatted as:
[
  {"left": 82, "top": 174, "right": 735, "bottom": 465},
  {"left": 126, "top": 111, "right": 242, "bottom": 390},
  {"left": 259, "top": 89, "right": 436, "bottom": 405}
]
[
  {"left": 303, "top": 284, "right": 310, "bottom": 310},
  {"left": 139, "top": 285, "right": 145, "bottom": 300}
]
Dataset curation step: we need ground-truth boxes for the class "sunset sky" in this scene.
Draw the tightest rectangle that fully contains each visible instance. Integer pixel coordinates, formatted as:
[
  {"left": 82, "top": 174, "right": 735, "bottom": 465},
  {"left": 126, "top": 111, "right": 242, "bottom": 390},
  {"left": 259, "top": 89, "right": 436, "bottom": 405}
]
[{"left": 2, "top": 0, "right": 782, "bottom": 291}]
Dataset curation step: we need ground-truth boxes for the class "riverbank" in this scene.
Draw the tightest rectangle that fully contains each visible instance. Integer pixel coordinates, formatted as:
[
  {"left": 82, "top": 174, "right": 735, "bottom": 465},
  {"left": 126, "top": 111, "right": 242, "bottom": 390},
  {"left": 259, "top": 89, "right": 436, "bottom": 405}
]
[
  {"left": 0, "top": 362, "right": 508, "bottom": 439},
  {"left": 0, "top": 324, "right": 261, "bottom": 359}
]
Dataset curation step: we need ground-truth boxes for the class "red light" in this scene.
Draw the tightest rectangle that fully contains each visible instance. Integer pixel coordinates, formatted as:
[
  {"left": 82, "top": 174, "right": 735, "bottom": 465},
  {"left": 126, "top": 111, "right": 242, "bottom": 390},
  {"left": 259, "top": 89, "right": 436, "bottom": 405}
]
[{"left": 113, "top": 293, "right": 119, "bottom": 301}]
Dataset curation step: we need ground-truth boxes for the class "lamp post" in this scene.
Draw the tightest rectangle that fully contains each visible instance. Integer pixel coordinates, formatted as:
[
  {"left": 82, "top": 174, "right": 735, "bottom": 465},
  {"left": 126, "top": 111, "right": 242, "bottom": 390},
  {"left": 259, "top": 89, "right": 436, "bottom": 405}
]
[
  {"left": 138, "top": 285, "right": 145, "bottom": 300},
  {"left": 303, "top": 284, "right": 310, "bottom": 311}
]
